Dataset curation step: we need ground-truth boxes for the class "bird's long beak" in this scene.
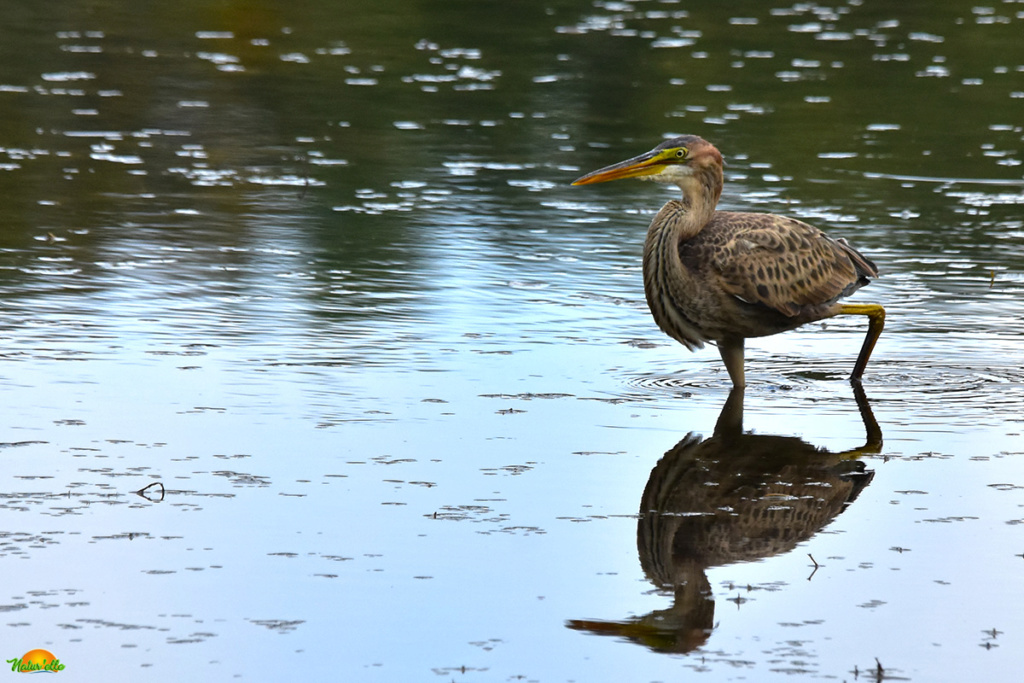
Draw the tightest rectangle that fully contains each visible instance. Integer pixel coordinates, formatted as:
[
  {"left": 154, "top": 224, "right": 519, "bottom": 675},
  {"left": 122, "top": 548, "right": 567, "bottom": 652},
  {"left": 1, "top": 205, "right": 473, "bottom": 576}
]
[{"left": 572, "top": 148, "right": 667, "bottom": 185}]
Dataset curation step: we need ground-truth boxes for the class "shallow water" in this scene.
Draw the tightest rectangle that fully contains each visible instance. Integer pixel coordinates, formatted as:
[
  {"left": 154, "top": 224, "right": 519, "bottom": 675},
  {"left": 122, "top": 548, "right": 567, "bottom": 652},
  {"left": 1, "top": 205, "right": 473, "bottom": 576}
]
[{"left": 2, "top": 1, "right": 1024, "bottom": 681}]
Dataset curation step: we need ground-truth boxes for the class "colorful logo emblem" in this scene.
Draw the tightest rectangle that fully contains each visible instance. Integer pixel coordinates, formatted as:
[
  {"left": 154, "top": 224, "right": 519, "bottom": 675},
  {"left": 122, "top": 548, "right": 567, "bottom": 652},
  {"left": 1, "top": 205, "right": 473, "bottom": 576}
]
[{"left": 6, "top": 650, "right": 65, "bottom": 673}]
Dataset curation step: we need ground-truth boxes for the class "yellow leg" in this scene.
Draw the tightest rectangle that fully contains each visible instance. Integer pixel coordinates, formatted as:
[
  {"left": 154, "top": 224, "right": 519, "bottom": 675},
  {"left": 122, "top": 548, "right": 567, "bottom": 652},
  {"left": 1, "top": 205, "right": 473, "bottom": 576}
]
[
  {"left": 839, "top": 304, "right": 886, "bottom": 381},
  {"left": 718, "top": 337, "right": 745, "bottom": 388}
]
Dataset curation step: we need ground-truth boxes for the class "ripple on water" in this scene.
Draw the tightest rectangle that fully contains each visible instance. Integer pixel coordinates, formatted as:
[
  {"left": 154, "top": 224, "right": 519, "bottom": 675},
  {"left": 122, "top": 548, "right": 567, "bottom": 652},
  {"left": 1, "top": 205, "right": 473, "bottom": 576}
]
[
  {"left": 621, "top": 329, "right": 1024, "bottom": 423},
  {"left": 625, "top": 373, "right": 702, "bottom": 397}
]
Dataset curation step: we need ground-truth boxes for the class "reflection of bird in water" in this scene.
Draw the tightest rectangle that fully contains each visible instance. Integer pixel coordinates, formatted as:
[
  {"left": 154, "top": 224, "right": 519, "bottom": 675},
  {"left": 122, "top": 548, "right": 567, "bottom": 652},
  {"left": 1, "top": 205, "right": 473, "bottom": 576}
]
[
  {"left": 567, "top": 385, "right": 881, "bottom": 653},
  {"left": 573, "top": 135, "right": 885, "bottom": 387}
]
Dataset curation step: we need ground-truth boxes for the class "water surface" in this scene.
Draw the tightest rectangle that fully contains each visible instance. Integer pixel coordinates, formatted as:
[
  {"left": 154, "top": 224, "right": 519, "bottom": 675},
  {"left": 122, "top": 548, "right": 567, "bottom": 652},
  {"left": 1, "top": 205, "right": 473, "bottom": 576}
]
[{"left": 2, "top": 1, "right": 1023, "bottom": 680}]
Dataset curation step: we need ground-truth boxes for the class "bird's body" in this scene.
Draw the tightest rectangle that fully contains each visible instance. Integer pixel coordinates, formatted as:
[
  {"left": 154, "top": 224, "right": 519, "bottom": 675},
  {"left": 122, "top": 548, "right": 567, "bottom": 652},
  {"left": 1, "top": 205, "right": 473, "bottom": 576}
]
[
  {"left": 573, "top": 135, "right": 884, "bottom": 387},
  {"left": 644, "top": 207, "right": 877, "bottom": 348}
]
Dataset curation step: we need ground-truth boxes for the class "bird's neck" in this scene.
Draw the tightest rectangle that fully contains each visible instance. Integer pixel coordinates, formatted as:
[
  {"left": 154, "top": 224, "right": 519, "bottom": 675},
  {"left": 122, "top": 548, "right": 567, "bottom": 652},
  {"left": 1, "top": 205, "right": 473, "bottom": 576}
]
[
  {"left": 641, "top": 195, "right": 711, "bottom": 350},
  {"left": 648, "top": 172, "right": 719, "bottom": 245},
  {"left": 641, "top": 172, "right": 719, "bottom": 331},
  {"left": 679, "top": 165, "right": 722, "bottom": 231},
  {"left": 639, "top": 161, "right": 724, "bottom": 350}
]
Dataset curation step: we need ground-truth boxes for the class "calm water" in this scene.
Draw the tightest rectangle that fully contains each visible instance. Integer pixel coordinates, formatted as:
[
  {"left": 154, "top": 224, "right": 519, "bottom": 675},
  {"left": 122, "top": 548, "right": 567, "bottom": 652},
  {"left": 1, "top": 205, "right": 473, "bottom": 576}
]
[{"left": 2, "top": 1, "right": 1023, "bottom": 680}]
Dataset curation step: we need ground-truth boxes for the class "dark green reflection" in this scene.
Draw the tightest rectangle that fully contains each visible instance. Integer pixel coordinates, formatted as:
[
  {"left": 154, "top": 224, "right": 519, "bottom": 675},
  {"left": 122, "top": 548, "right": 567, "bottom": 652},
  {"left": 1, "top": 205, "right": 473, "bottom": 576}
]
[{"left": 1, "top": 1, "right": 1021, "bottom": 357}]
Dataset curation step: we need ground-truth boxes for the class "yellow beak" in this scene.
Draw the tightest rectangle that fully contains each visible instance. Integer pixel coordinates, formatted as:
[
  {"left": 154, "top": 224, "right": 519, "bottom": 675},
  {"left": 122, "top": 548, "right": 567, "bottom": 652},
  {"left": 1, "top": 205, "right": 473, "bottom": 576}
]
[{"left": 572, "top": 149, "right": 667, "bottom": 185}]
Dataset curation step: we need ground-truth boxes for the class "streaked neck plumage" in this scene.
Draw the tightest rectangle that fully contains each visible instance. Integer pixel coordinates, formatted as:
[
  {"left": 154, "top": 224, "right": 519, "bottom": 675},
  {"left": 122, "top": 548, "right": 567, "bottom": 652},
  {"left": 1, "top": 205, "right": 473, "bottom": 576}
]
[{"left": 640, "top": 152, "right": 724, "bottom": 350}]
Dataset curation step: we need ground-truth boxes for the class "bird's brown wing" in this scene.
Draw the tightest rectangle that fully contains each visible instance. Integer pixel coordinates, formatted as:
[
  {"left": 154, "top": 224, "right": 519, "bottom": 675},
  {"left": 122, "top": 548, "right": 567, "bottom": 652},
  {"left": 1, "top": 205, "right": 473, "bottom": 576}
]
[{"left": 710, "top": 213, "right": 868, "bottom": 318}]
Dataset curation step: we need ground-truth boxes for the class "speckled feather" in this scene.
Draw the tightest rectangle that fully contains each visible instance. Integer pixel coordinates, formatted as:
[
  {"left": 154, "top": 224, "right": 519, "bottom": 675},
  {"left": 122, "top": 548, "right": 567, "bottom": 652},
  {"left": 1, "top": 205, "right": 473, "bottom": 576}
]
[
  {"left": 644, "top": 202, "right": 877, "bottom": 349},
  {"left": 698, "top": 211, "right": 877, "bottom": 317}
]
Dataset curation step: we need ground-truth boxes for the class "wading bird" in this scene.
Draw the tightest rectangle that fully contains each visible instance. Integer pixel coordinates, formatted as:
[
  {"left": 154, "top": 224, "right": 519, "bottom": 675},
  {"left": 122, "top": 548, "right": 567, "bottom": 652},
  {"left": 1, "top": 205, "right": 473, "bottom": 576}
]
[{"left": 572, "top": 135, "right": 885, "bottom": 388}]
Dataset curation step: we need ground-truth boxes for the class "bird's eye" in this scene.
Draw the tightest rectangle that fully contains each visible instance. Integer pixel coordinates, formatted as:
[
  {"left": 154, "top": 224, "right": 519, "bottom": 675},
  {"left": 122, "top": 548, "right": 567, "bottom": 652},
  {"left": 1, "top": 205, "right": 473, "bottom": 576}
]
[{"left": 676, "top": 148, "right": 688, "bottom": 158}]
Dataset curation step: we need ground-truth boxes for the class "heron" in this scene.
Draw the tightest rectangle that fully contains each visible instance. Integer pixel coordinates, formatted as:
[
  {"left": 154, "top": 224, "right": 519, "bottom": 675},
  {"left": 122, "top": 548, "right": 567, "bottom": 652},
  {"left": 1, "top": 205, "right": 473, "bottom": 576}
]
[{"left": 572, "top": 135, "right": 885, "bottom": 388}]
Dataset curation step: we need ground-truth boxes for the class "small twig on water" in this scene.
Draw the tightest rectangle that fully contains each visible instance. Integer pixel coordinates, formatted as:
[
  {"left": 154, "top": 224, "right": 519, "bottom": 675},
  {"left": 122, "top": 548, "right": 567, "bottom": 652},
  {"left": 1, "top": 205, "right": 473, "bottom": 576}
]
[
  {"left": 875, "top": 657, "right": 884, "bottom": 680},
  {"left": 135, "top": 481, "right": 165, "bottom": 502},
  {"left": 806, "top": 553, "right": 820, "bottom": 581}
]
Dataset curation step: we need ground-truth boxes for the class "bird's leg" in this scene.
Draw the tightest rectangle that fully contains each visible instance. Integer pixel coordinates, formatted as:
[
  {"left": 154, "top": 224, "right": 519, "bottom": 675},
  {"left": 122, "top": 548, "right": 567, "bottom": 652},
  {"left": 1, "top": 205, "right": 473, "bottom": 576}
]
[
  {"left": 718, "top": 337, "right": 745, "bottom": 388},
  {"left": 850, "top": 381, "right": 883, "bottom": 454},
  {"left": 839, "top": 304, "right": 886, "bottom": 381},
  {"left": 713, "top": 386, "right": 745, "bottom": 438}
]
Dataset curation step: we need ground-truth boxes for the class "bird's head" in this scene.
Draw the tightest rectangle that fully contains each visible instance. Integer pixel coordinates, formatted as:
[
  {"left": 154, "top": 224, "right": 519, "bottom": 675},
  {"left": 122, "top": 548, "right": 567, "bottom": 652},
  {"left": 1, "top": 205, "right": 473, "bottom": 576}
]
[{"left": 572, "top": 135, "right": 723, "bottom": 192}]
